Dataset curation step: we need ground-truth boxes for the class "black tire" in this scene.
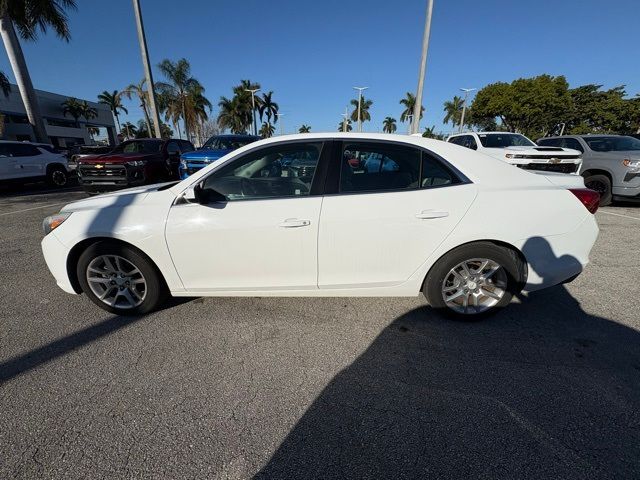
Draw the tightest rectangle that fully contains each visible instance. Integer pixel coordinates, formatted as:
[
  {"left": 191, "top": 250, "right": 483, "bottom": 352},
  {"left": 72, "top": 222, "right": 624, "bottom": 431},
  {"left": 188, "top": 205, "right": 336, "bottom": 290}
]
[
  {"left": 583, "top": 173, "right": 612, "bottom": 206},
  {"left": 77, "top": 241, "right": 168, "bottom": 315},
  {"left": 46, "top": 164, "right": 68, "bottom": 187},
  {"left": 423, "top": 242, "right": 525, "bottom": 319}
]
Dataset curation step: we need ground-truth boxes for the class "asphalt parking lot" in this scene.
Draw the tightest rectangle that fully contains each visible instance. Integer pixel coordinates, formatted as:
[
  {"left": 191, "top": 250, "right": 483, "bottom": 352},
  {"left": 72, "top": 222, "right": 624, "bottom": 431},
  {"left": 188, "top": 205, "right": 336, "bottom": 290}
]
[{"left": 1, "top": 185, "right": 639, "bottom": 479}]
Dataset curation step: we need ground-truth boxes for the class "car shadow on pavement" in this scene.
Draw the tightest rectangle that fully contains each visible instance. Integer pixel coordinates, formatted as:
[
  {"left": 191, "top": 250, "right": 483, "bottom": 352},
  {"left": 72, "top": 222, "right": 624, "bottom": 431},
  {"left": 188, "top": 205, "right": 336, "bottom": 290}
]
[
  {"left": 0, "top": 297, "right": 192, "bottom": 384},
  {"left": 255, "top": 240, "right": 640, "bottom": 479}
]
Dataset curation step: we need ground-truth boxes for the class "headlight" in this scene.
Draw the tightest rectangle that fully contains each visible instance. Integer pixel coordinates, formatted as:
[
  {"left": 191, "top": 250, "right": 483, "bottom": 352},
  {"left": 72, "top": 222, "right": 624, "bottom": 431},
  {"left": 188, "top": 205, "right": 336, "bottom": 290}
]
[
  {"left": 505, "top": 154, "right": 526, "bottom": 159},
  {"left": 125, "top": 160, "right": 147, "bottom": 167},
  {"left": 622, "top": 158, "right": 640, "bottom": 173},
  {"left": 43, "top": 212, "right": 72, "bottom": 236}
]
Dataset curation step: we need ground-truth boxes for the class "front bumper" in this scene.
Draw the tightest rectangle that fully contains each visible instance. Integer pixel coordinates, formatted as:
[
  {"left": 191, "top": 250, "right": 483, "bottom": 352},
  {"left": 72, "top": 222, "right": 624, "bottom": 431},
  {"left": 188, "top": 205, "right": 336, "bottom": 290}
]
[
  {"left": 78, "top": 164, "right": 147, "bottom": 192},
  {"left": 514, "top": 161, "right": 581, "bottom": 174},
  {"left": 41, "top": 232, "right": 77, "bottom": 294}
]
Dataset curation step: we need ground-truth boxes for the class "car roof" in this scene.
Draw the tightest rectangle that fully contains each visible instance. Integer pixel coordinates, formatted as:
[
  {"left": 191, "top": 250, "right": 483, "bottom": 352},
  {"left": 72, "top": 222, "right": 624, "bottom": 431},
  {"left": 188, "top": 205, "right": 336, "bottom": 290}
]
[{"left": 542, "top": 134, "right": 629, "bottom": 139}]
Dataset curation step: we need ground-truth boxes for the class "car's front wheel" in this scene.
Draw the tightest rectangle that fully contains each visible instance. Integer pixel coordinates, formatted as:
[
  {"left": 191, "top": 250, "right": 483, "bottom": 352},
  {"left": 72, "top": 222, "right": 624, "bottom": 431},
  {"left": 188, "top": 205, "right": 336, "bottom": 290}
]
[
  {"left": 77, "top": 241, "right": 168, "bottom": 315},
  {"left": 423, "top": 242, "right": 525, "bottom": 318}
]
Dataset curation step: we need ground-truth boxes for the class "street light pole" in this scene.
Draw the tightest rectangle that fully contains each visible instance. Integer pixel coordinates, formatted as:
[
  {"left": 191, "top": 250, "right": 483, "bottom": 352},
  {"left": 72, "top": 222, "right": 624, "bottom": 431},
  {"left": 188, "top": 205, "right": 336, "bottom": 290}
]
[
  {"left": 132, "top": 0, "right": 162, "bottom": 139},
  {"left": 353, "top": 86, "right": 368, "bottom": 132},
  {"left": 406, "top": 114, "right": 413, "bottom": 134},
  {"left": 342, "top": 107, "right": 349, "bottom": 132},
  {"left": 245, "top": 88, "right": 260, "bottom": 136},
  {"left": 411, "top": 0, "right": 434, "bottom": 135},
  {"left": 458, "top": 87, "right": 476, "bottom": 133}
]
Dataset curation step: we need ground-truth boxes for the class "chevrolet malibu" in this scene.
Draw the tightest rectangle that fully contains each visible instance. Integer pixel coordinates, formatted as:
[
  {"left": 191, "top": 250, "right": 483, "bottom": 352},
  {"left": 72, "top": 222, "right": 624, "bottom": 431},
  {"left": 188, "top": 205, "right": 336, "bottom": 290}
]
[{"left": 41, "top": 133, "right": 600, "bottom": 317}]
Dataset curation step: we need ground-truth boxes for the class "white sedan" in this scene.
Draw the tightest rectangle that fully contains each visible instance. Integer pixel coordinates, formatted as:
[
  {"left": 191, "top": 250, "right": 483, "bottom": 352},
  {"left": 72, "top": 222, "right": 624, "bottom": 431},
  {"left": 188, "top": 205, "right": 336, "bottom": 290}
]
[{"left": 41, "top": 133, "right": 600, "bottom": 317}]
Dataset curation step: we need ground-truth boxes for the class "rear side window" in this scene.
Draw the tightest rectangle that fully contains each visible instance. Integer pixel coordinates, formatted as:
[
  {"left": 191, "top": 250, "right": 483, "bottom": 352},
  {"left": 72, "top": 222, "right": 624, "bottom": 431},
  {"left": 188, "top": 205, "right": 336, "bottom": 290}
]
[
  {"left": 7, "top": 144, "right": 41, "bottom": 157},
  {"left": 421, "top": 151, "right": 461, "bottom": 188},
  {"left": 340, "top": 142, "right": 421, "bottom": 193}
]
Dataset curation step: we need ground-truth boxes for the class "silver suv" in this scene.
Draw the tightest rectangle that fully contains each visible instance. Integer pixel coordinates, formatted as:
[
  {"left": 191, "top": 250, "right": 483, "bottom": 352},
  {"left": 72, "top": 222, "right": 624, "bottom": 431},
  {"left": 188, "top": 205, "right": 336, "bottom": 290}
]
[{"left": 537, "top": 135, "right": 640, "bottom": 205}]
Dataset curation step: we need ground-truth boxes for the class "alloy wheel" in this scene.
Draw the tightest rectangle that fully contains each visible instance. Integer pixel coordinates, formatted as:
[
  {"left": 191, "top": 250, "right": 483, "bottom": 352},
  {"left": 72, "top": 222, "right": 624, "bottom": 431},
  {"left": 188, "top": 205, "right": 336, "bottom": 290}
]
[
  {"left": 441, "top": 258, "right": 508, "bottom": 315},
  {"left": 86, "top": 255, "right": 147, "bottom": 309},
  {"left": 51, "top": 170, "right": 67, "bottom": 186}
]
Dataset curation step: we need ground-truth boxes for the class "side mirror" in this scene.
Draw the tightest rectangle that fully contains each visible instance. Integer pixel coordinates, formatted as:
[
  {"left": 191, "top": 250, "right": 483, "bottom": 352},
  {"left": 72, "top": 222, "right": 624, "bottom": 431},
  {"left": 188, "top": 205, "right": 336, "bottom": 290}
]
[{"left": 183, "top": 183, "right": 227, "bottom": 205}]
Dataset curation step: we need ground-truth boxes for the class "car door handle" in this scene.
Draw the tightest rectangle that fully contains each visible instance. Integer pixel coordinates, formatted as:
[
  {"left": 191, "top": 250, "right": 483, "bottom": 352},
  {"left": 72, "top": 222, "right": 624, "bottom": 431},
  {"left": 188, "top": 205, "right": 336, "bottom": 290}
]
[
  {"left": 279, "top": 218, "right": 311, "bottom": 228},
  {"left": 415, "top": 210, "right": 449, "bottom": 219}
]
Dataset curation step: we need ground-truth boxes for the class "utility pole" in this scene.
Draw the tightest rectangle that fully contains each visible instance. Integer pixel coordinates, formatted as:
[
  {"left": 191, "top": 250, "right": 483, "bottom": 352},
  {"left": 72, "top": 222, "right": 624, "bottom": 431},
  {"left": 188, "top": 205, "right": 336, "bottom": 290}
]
[
  {"left": 342, "top": 107, "right": 349, "bottom": 132},
  {"left": 411, "top": 0, "right": 434, "bottom": 135},
  {"left": 276, "top": 113, "right": 284, "bottom": 135},
  {"left": 132, "top": 0, "right": 162, "bottom": 139},
  {"left": 353, "top": 86, "right": 368, "bottom": 132},
  {"left": 458, "top": 87, "right": 476, "bottom": 133},
  {"left": 245, "top": 88, "right": 260, "bottom": 136}
]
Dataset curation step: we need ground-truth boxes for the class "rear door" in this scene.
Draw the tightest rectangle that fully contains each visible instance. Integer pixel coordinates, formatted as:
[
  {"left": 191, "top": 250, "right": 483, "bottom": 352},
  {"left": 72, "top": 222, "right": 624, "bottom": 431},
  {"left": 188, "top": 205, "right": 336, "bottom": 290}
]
[{"left": 318, "top": 140, "right": 477, "bottom": 289}]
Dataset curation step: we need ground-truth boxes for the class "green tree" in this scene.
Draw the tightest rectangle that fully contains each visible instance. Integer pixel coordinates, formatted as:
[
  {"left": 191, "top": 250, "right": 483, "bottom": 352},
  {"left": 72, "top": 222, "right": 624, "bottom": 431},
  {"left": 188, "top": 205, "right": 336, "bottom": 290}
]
[
  {"left": 399, "top": 92, "right": 424, "bottom": 123},
  {"left": 0, "top": 0, "right": 77, "bottom": 142},
  {"left": 350, "top": 96, "right": 373, "bottom": 125},
  {"left": 217, "top": 80, "right": 261, "bottom": 134},
  {"left": 422, "top": 125, "right": 444, "bottom": 139},
  {"left": 566, "top": 84, "right": 638, "bottom": 134},
  {"left": 98, "top": 90, "right": 128, "bottom": 133},
  {"left": 259, "top": 122, "right": 275, "bottom": 138},
  {"left": 61, "top": 97, "right": 83, "bottom": 123},
  {"left": 258, "top": 91, "right": 279, "bottom": 125},
  {"left": 298, "top": 124, "right": 311, "bottom": 133},
  {"left": 123, "top": 79, "right": 152, "bottom": 138},
  {"left": 135, "top": 118, "right": 173, "bottom": 139},
  {"left": 382, "top": 116, "right": 397, "bottom": 133},
  {"left": 442, "top": 96, "right": 464, "bottom": 128},
  {"left": 121, "top": 121, "right": 137, "bottom": 140}
]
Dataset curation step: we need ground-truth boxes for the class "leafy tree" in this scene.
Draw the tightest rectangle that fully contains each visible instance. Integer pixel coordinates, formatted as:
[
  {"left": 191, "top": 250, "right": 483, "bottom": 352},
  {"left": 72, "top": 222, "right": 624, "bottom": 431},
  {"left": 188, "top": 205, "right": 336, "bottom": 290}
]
[
  {"left": 258, "top": 91, "right": 279, "bottom": 125},
  {"left": 259, "top": 122, "right": 275, "bottom": 138},
  {"left": 123, "top": 79, "right": 152, "bottom": 138},
  {"left": 135, "top": 118, "right": 173, "bottom": 139},
  {"left": 298, "top": 124, "right": 311, "bottom": 133},
  {"left": 350, "top": 96, "right": 373, "bottom": 125},
  {"left": 338, "top": 118, "right": 352, "bottom": 132},
  {"left": 0, "top": 0, "right": 77, "bottom": 142},
  {"left": 422, "top": 125, "right": 444, "bottom": 139},
  {"left": 382, "top": 116, "right": 397, "bottom": 133},
  {"left": 442, "top": 96, "right": 464, "bottom": 128},
  {"left": 79, "top": 100, "right": 97, "bottom": 121},
  {"left": 399, "top": 92, "right": 424, "bottom": 123},
  {"left": 61, "top": 97, "right": 83, "bottom": 123},
  {"left": 566, "top": 84, "right": 639, "bottom": 135},
  {"left": 98, "top": 90, "right": 127, "bottom": 133},
  {"left": 121, "top": 121, "right": 137, "bottom": 140},
  {"left": 218, "top": 79, "right": 261, "bottom": 134}
]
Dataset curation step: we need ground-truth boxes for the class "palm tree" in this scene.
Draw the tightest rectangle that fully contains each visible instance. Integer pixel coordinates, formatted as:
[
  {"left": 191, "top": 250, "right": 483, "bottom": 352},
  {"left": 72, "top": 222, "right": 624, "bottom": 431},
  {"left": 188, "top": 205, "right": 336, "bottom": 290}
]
[
  {"left": 87, "top": 126, "right": 100, "bottom": 139},
  {"left": 443, "top": 96, "right": 464, "bottom": 128},
  {"left": 349, "top": 96, "right": 373, "bottom": 125},
  {"left": 259, "top": 122, "right": 275, "bottom": 138},
  {"left": 217, "top": 80, "right": 261, "bottom": 134},
  {"left": 123, "top": 79, "right": 152, "bottom": 137},
  {"left": 338, "top": 119, "right": 352, "bottom": 132},
  {"left": 399, "top": 92, "right": 424, "bottom": 123},
  {"left": 121, "top": 122, "right": 137, "bottom": 140},
  {"left": 98, "top": 90, "right": 127, "bottom": 133},
  {"left": 0, "top": 0, "right": 77, "bottom": 143},
  {"left": 382, "top": 116, "right": 397, "bottom": 133},
  {"left": 157, "top": 58, "right": 210, "bottom": 142},
  {"left": 299, "top": 125, "right": 311, "bottom": 133},
  {"left": 258, "top": 91, "right": 278, "bottom": 125},
  {"left": 79, "top": 100, "right": 97, "bottom": 121},
  {"left": 61, "top": 98, "right": 83, "bottom": 124},
  {"left": 422, "top": 125, "right": 441, "bottom": 139}
]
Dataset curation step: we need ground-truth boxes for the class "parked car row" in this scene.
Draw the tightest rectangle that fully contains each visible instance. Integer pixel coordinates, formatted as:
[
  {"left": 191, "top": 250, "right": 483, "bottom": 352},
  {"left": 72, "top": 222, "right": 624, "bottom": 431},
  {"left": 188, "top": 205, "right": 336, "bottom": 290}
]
[{"left": 446, "top": 132, "right": 640, "bottom": 206}]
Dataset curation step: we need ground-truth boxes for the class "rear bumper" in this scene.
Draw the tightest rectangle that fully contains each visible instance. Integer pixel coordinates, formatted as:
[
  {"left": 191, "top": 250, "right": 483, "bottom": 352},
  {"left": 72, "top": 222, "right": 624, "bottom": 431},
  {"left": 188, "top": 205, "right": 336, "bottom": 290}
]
[
  {"left": 519, "top": 214, "right": 599, "bottom": 292},
  {"left": 41, "top": 232, "right": 77, "bottom": 294}
]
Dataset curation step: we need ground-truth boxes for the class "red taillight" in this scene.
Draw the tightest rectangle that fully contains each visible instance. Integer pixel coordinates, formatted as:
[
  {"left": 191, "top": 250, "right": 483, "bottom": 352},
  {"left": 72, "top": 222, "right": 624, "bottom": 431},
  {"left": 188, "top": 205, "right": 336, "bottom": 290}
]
[{"left": 569, "top": 188, "right": 600, "bottom": 214}]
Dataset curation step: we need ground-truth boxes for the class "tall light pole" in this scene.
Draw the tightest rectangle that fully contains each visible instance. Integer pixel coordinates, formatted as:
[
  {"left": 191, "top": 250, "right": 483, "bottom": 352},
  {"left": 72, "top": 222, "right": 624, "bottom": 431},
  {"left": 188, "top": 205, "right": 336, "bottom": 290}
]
[
  {"left": 353, "top": 86, "right": 368, "bottom": 132},
  {"left": 276, "top": 113, "right": 284, "bottom": 135},
  {"left": 342, "top": 107, "right": 349, "bottom": 132},
  {"left": 406, "top": 114, "right": 413, "bottom": 134},
  {"left": 411, "top": 0, "right": 434, "bottom": 135},
  {"left": 458, "top": 87, "right": 476, "bottom": 133},
  {"left": 245, "top": 88, "right": 260, "bottom": 136},
  {"left": 132, "top": 0, "right": 162, "bottom": 139}
]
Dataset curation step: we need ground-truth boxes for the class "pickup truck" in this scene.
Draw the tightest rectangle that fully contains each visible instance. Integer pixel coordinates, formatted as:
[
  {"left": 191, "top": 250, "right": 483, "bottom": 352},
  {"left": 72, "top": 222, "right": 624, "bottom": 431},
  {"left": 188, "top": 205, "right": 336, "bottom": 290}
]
[{"left": 77, "top": 138, "right": 194, "bottom": 194}]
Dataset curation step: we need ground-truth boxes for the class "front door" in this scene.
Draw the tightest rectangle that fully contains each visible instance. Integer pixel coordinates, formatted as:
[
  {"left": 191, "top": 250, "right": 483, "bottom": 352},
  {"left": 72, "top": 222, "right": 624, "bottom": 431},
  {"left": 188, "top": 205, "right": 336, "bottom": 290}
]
[{"left": 166, "top": 141, "right": 326, "bottom": 292}]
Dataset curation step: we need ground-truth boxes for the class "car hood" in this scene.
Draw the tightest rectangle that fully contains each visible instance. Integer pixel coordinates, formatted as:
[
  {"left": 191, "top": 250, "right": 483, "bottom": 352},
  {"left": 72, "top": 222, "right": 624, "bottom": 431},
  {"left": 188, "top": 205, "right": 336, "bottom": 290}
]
[
  {"left": 79, "top": 153, "right": 157, "bottom": 164},
  {"left": 60, "top": 182, "right": 175, "bottom": 213},
  {"left": 181, "top": 148, "right": 232, "bottom": 161},
  {"left": 484, "top": 146, "right": 581, "bottom": 158}
]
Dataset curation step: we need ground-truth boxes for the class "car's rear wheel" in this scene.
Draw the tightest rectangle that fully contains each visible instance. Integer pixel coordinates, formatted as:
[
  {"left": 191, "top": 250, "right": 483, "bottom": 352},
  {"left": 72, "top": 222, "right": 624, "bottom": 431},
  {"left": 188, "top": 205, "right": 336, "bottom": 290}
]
[
  {"left": 77, "top": 241, "right": 168, "bottom": 315},
  {"left": 46, "top": 165, "right": 68, "bottom": 187},
  {"left": 423, "top": 242, "right": 525, "bottom": 318},
  {"left": 583, "top": 173, "right": 612, "bottom": 206}
]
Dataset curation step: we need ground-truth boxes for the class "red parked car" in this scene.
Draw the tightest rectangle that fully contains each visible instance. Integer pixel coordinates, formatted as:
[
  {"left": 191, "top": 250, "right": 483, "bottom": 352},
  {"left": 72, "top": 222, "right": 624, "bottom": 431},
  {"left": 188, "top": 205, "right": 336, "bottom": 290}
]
[{"left": 77, "top": 138, "right": 194, "bottom": 194}]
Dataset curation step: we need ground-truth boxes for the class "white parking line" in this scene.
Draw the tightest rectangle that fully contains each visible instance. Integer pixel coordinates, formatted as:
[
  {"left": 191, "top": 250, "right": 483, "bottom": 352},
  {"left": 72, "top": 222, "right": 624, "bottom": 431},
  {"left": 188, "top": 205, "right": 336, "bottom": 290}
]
[
  {"left": 598, "top": 210, "right": 640, "bottom": 221},
  {"left": 0, "top": 203, "right": 66, "bottom": 216}
]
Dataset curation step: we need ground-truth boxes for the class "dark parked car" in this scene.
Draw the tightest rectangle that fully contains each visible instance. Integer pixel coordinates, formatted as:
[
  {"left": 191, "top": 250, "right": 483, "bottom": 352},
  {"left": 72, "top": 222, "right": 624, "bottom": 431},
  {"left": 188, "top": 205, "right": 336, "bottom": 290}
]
[{"left": 77, "top": 138, "right": 194, "bottom": 194}]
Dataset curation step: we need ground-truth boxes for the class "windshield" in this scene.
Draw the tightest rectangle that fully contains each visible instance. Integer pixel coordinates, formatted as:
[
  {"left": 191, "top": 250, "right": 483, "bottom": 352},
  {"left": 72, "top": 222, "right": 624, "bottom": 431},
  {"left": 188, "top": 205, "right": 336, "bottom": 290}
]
[
  {"left": 112, "top": 140, "right": 162, "bottom": 154},
  {"left": 584, "top": 136, "right": 640, "bottom": 152},
  {"left": 202, "top": 137, "right": 255, "bottom": 150},
  {"left": 478, "top": 133, "right": 535, "bottom": 148}
]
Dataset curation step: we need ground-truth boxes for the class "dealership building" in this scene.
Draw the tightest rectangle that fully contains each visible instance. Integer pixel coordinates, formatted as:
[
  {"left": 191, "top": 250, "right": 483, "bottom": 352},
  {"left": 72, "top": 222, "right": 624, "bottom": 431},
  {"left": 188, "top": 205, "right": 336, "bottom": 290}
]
[{"left": 0, "top": 84, "right": 117, "bottom": 147}]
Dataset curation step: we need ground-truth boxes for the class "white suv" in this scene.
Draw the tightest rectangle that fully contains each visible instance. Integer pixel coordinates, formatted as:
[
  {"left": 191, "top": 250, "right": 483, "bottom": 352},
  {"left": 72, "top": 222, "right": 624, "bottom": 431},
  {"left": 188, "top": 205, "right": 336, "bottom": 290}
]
[
  {"left": 0, "top": 141, "right": 69, "bottom": 187},
  {"left": 447, "top": 132, "right": 582, "bottom": 175}
]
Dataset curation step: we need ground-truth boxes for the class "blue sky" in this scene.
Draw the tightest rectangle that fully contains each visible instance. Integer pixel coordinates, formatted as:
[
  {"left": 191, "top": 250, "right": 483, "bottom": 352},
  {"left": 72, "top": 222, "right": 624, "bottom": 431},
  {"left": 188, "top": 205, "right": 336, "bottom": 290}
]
[{"left": 0, "top": 0, "right": 638, "bottom": 136}]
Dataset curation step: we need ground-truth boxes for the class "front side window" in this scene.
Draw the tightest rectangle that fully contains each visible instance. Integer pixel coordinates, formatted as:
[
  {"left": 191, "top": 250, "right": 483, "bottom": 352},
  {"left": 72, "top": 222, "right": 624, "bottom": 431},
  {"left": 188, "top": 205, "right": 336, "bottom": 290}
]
[
  {"left": 478, "top": 133, "right": 535, "bottom": 148},
  {"left": 202, "top": 142, "right": 322, "bottom": 201},
  {"left": 340, "top": 142, "right": 420, "bottom": 193},
  {"left": 202, "top": 136, "right": 257, "bottom": 151}
]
